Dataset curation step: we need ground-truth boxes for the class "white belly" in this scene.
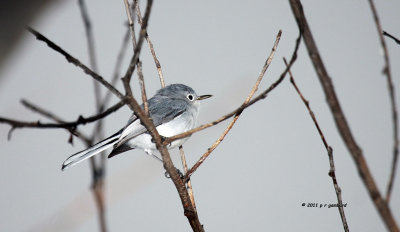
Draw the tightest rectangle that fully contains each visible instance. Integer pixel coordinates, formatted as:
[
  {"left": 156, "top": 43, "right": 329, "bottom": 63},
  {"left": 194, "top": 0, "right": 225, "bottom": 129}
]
[{"left": 126, "top": 114, "right": 196, "bottom": 150}]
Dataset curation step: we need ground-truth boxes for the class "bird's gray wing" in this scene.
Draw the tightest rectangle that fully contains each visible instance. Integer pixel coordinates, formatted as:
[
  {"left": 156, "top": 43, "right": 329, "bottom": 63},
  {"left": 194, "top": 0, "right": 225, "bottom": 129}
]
[
  {"left": 148, "top": 96, "right": 187, "bottom": 126},
  {"left": 115, "top": 97, "right": 186, "bottom": 147}
]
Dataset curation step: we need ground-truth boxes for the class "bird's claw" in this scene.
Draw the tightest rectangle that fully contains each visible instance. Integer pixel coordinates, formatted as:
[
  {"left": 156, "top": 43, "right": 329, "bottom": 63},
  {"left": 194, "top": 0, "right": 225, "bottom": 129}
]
[
  {"left": 164, "top": 168, "right": 184, "bottom": 179},
  {"left": 151, "top": 135, "right": 168, "bottom": 145}
]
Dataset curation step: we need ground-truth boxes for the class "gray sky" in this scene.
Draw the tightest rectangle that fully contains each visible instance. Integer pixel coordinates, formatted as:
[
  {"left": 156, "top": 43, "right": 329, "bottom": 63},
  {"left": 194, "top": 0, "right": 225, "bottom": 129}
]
[{"left": 1, "top": 1, "right": 400, "bottom": 231}]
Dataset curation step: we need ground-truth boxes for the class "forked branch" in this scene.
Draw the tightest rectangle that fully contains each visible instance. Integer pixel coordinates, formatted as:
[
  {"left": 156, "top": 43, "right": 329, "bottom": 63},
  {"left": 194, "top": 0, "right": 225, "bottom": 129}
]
[
  {"left": 288, "top": 0, "right": 398, "bottom": 231},
  {"left": 27, "top": 27, "right": 124, "bottom": 100},
  {"left": 182, "top": 30, "right": 283, "bottom": 179},
  {"left": 285, "top": 58, "right": 349, "bottom": 232},
  {"left": 367, "top": 0, "right": 399, "bottom": 204}
]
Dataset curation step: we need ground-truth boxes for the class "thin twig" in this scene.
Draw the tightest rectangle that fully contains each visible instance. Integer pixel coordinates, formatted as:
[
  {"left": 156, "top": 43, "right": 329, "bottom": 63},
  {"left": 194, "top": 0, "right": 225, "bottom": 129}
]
[
  {"left": 78, "top": 0, "right": 101, "bottom": 109},
  {"left": 367, "top": 0, "right": 399, "bottom": 204},
  {"left": 21, "top": 99, "right": 67, "bottom": 123},
  {"left": 288, "top": 0, "right": 398, "bottom": 231},
  {"left": 92, "top": 181, "right": 106, "bottom": 232},
  {"left": 101, "top": 29, "right": 130, "bottom": 107},
  {"left": 27, "top": 27, "right": 124, "bottom": 100},
  {"left": 285, "top": 58, "right": 349, "bottom": 232},
  {"left": 78, "top": 0, "right": 98, "bottom": 72},
  {"left": 120, "top": 1, "right": 203, "bottom": 231},
  {"left": 123, "top": 0, "right": 149, "bottom": 114},
  {"left": 0, "top": 100, "right": 125, "bottom": 133},
  {"left": 166, "top": 30, "right": 302, "bottom": 148},
  {"left": 137, "top": 60, "right": 149, "bottom": 114},
  {"left": 135, "top": 0, "right": 165, "bottom": 87},
  {"left": 183, "top": 30, "right": 283, "bottom": 179},
  {"left": 122, "top": 87, "right": 204, "bottom": 231},
  {"left": 78, "top": 1, "right": 107, "bottom": 231},
  {"left": 121, "top": 0, "right": 152, "bottom": 85},
  {"left": 166, "top": 59, "right": 293, "bottom": 151},
  {"left": 179, "top": 146, "right": 197, "bottom": 211},
  {"left": 20, "top": 99, "right": 91, "bottom": 144},
  {"left": 123, "top": 0, "right": 136, "bottom": 47},
  {"left": 383, "top": 31, "right": 400, "bottom": 45}
]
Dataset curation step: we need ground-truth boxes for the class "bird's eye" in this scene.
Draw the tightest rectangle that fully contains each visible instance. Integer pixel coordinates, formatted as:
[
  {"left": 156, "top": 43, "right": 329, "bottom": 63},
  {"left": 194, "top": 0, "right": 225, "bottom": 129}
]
[{"left": 187, "top": 94, "right": 194, "bottom": 101}]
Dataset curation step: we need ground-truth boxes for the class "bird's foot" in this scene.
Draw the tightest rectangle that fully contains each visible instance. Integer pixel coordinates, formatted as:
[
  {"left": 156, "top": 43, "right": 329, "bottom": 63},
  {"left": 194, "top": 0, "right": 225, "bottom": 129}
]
[{"left": 164, "top": 168, "right": 184, "bottom": 179}]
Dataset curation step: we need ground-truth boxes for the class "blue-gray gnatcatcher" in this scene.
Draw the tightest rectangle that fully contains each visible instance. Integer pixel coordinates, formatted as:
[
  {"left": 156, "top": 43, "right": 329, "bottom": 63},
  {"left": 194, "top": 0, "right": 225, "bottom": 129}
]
[{"left": 62, "top": 84, "right": 211, "bottom": 170}]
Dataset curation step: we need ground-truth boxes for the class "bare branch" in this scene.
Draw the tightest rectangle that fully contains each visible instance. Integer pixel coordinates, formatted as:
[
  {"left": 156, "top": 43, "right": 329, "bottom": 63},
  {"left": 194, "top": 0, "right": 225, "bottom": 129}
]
[
  {"left": 78, "top": 0, "right": 102, "bottom": 110},
  {"left": 123, "top": 0, "right": 136, "bottom": 47},
  {"left": 135, "top": 0, "right": 165, "bottom": 87},
  {"left": 285, "top": 58, "right": 349, "bottom": 232},
  {"left": 27, "top": 27, "right": 124, "bottom": 100},
  {"left": 78, "top": 1, "right": 108, "bottom": 231},
  {"left": 137, "top": 60, "right": 149, "bottom": 114},
  {"left": 367, "top": 0, "right": 399, "bottom": 204},
  {"left": 288, "top": 0, "right": 398, "bottom": 231},
  {"left": 101, "top": 30, "right": 130, "bottom": 107},
  {"left": 166, "top": 59, "right": 293, "bottom": 151},
  {"left": 383, "top": 31, "right": 400, "bottom": 45},
  {"left": 183, "top": 30, "right": 283, "bottom": 179},
  {"left": 120, "top": 1, "right": 203, "bottom": 231},
  {"left": 166, "top": 28, "right": 302, "bottom": 148},
  {"left": 122, "top": 87, "right": 204, "bottom": 231},
  {"left": 20, "top": 99, "right": 91, "bottom": 145},
  {"left": 179, "top": 146, "right": 197, "bottom": 211},
  {"left": 0, "top": 100, "right": 125, "bottom": 132},
  {"left": 123, "top": 0, "right": 149, "bottom": 114},
  {"left": 78, "top": 0, "right": 98, "bottom": 72},
  {"left": 21, "top": 99, "right": 66, "bottom": 123},
  {"left": 122, "top": 0, "right": 153, "bottom": 84}
]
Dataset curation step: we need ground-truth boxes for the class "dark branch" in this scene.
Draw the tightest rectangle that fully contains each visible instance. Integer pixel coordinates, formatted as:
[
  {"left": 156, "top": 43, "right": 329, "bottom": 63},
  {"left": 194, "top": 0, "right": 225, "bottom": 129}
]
[
  {"left": 182, "top": 30, "right": 284, "bottom": 180},
  {"left": 1, "top": 100, "right": 125, "bottom": 134},
  {"left": 123, "top": 0, "right": 149, "bottom": 115},
  {"left": 383, "top": 31, "right": 400, "bottom": 45},
  {"left": 27, "top": 27, "right": 124, "bottom": 100},
  {"left": 168, "top": 30, "right": 300, "bottom": 148},
  {"left": 101, "top": 30, "right": 130, "bottom": 108},
  {"left": 20, "top": 99, "right": 91, "bottom": 144},
  {"left": 120, "top": 0, "right": 204, "bottom": 231},
  {"left": 135, "top": 0, "right": 165, "bottom": 87},
  {"left": 289, "top": 0, "right": 398, "bottom": 231},
  {"left": 367, "top": 1, "right": 399, "bottom": 204},
  {"left": 78, "top": 1, "right": 108, "bottom": 231},
  {"left": 121, "top": 0, "right": 152, "bottom": 84},
  {"left": 285, "top": 58, "right": 349, "bottom": 232}
]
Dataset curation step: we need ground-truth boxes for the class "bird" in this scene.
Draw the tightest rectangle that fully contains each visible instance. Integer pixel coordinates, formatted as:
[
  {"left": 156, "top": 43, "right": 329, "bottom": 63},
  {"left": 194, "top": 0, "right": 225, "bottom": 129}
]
[{"left": 61, "top": 84, "right": 212, "bottom": 170}]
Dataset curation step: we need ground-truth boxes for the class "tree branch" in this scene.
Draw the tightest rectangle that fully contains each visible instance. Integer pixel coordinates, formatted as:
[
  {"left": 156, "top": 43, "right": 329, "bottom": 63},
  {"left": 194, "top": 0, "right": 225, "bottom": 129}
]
[
  {"left": 367, "top": 0, "right": 399, "bottom": 204},
  {"left": 123, "top": 0, "right": 149, "bottom": 115},
  {"left": 179, "top": 146, "right": 197, "bottom": 211},
  {"left": 101, "top": 29, "right": 130, "bottom": 108},
  {"left": 78, "top": 0, "right": 101, "bottom": 109},
  {"left": 182, "top": 30, "right": 283, "bottom": 179},
  {"left": 20, "top": 99, "right": 91, "bottom": 145},
  {"left": 383, "top": 31, "right": 400, "bottom": 45},
  {"left": 122, "top": 90, "right": 204, "bottom": 231},
  {"left": 27, "top": 27, "right": 124, "bottom": 100},
  {"left": 121, "top": 0, "right": 153, "bottom": 85},
  {"left": 285, "top": 58, "right": 349, "bottom": 232},
  {"left": 135, "top": 0, "right": 165, "bottom": 87},
  {"left": 78, "top": 1, "right": 108, "bottom": 231},
  {"left": 120, "top": 1, "right": 203, "bottom": 231},
  {"left": 0, "top": 100, "right": 125, "bottom": 136},
  {"left": 288, "top": 0, "right": 399, "bottom": 231}
]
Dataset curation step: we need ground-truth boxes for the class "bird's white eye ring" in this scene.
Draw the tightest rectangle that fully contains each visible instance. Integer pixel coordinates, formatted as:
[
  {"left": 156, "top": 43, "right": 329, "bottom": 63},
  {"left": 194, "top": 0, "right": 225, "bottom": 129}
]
[{"left": 187, "top": 94, "right": 194, "bottom": 101}]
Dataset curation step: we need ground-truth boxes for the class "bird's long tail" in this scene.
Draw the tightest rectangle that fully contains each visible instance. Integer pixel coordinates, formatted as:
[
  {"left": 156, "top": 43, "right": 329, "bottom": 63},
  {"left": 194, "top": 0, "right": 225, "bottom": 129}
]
[{"left": 62, "top": 130, "right": 122, "bottom": 171}]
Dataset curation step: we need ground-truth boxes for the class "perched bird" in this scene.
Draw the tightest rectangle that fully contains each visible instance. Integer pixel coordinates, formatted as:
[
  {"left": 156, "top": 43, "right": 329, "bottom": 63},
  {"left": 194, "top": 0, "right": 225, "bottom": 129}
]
[{"left": 62, "top": 84, "right": 211, "bottom": 170}]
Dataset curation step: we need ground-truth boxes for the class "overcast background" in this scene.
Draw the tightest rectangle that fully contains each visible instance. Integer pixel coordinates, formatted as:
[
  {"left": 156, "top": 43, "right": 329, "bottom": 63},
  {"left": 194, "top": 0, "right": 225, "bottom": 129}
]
[{"left": 1, "top": 1, "right": 400, "bottom": 231}]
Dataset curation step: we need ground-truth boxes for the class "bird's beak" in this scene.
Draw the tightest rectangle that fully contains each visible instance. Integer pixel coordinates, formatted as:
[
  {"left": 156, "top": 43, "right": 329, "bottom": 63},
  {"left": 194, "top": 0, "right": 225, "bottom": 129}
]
[{"left": 197, "top": 95, "right": 212, "bottom": 101}]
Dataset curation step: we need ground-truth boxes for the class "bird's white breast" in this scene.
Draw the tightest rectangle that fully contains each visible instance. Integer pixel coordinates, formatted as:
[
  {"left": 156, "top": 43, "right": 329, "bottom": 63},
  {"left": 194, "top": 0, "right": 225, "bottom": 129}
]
[{"left": 156, "top": 114, "right": 195, "bottom": 137}]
